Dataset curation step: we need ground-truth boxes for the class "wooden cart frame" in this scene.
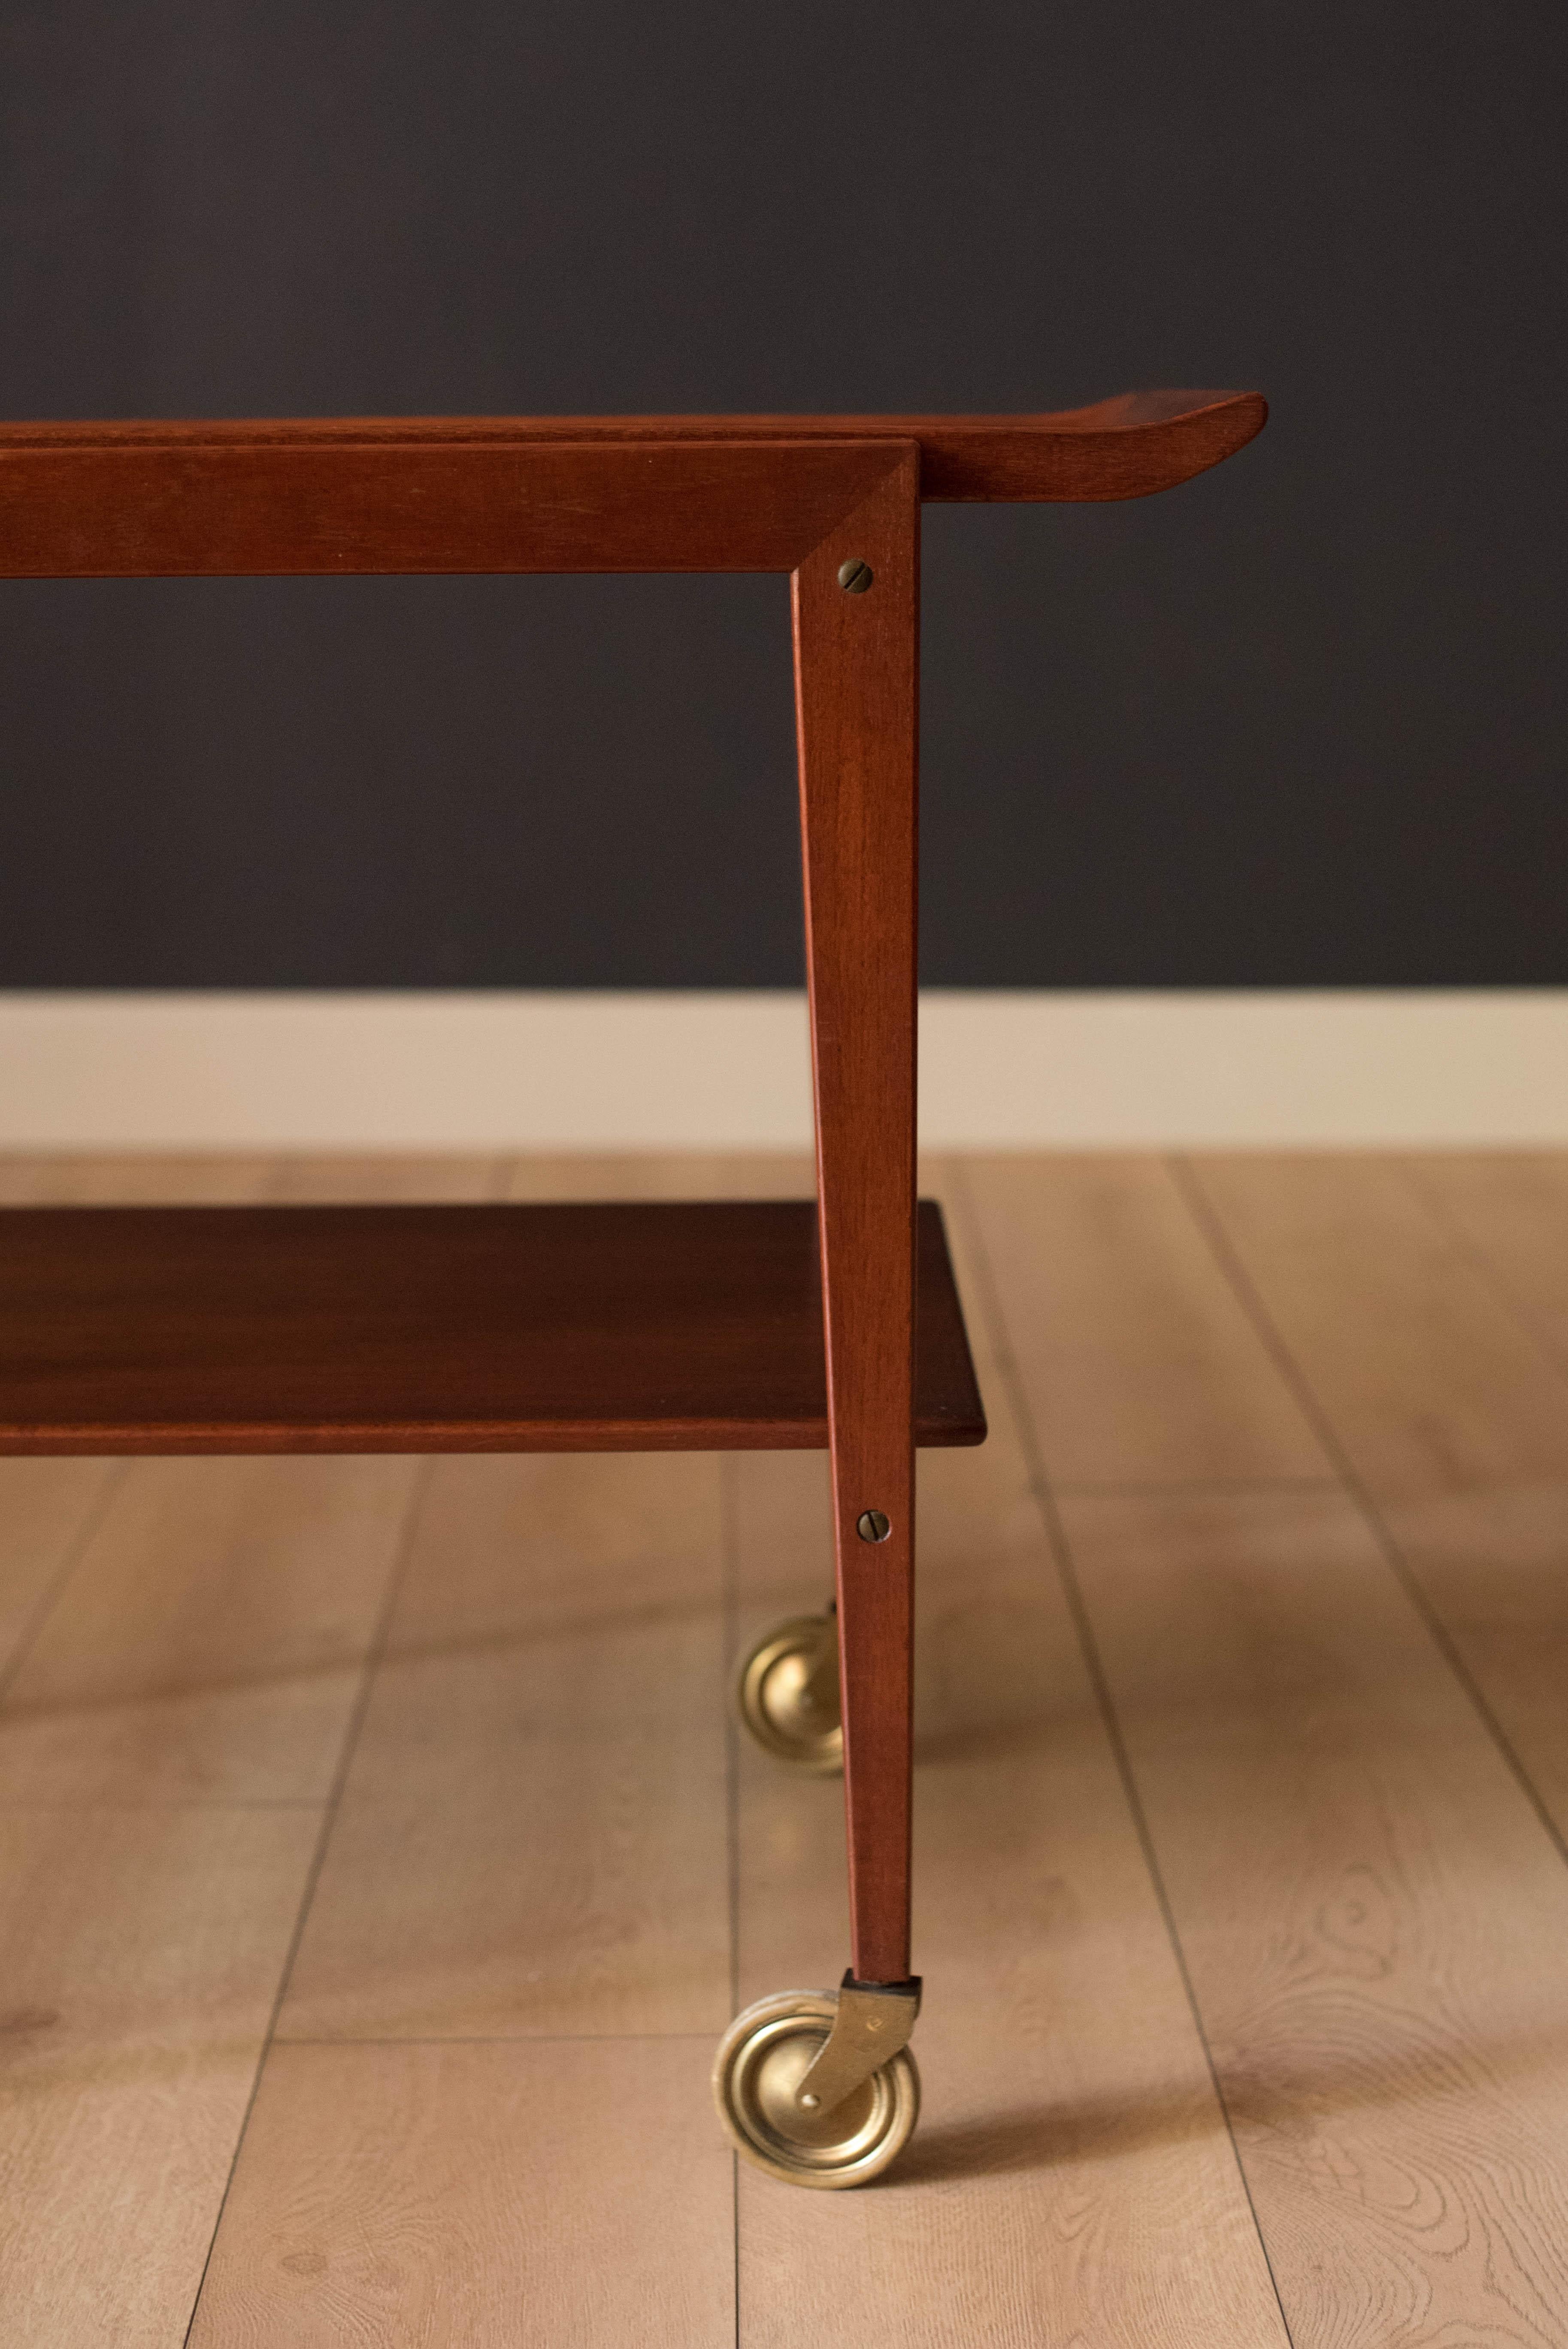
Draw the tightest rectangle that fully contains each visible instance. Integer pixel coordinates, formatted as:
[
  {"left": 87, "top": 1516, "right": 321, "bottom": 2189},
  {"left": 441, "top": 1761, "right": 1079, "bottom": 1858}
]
[{"left": 0, "top": 388, "right": 1265, "bottom": 2183}]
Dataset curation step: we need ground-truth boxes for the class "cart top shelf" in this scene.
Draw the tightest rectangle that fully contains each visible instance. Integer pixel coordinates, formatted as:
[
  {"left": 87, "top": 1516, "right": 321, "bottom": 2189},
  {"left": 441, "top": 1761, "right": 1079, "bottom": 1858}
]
[{"left": 0, "top": 390, "right": 1266, "bottom": 575}]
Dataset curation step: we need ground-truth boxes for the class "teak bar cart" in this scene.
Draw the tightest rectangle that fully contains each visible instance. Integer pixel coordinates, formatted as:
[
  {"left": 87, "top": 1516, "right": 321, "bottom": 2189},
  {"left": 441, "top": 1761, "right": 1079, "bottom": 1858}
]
[{"left": 0, "top": 391, "right": 1265, "bottom": 2188}]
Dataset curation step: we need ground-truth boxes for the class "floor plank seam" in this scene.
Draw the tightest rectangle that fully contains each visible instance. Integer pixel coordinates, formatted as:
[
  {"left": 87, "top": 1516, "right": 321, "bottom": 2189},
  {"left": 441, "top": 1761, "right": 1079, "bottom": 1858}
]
[
  {"left": 179, "top": 1452, "right": 439, "bottom": 2349},
  {"left": 0, "top": 1458, "right": 131, "bottom": 1707},
  {"left": 949, "top": 1158, "right": 1301, "bottom": 2349},
  {"left": 1168, "top": 1151, "right": 1568, "bottom": 1883}
]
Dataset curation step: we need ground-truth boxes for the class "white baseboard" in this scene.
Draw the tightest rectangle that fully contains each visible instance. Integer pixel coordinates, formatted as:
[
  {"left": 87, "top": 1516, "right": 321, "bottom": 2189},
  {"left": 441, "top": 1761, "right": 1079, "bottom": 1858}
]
[{"left": 1, "top": 989, "right": 1565, "bottom": 1150}]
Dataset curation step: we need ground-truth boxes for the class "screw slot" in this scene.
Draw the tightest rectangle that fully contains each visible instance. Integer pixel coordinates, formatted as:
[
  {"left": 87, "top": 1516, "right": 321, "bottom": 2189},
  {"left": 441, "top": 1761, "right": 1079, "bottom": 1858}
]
[
  {"left": 857, "top": 1509, "right": 892, "bottom": 1543},
  {"left": 837, "top": 558, "right": 874, "bottom": 594}
]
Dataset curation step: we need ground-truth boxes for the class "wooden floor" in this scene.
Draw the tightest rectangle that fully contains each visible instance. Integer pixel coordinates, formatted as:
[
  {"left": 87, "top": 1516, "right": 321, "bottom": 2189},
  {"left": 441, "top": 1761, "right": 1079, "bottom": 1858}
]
[{"left": 3, "top": 1149, "right": 1568, "bottom": 2345}]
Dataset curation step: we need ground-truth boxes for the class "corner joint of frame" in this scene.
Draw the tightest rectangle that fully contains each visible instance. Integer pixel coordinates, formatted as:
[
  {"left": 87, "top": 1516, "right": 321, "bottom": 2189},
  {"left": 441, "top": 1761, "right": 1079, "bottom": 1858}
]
[{"left": 796, "top": 440, "right": 921, "bottom": 580}]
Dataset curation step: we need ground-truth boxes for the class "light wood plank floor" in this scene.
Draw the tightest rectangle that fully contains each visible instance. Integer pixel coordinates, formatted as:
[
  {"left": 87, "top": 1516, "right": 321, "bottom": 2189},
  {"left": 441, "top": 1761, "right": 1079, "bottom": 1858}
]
[{"left": 3, "top": 1150, "right": 1567, "bottom": 2345}]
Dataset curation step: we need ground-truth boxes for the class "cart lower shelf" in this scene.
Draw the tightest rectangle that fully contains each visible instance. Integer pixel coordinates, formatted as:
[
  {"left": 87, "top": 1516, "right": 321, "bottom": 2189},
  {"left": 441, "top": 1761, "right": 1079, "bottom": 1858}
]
[{"left": 0, "top": 1197, "right": 986, "bottom": 1455}]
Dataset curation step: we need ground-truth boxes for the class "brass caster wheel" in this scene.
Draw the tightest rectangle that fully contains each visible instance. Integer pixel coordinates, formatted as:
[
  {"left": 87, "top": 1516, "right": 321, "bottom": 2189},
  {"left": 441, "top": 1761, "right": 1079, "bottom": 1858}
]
[
  {"left": 712, "top": 1990, "right": 920, "bottom": 2188},
  {"left": 735, "top": 1614, "right": 842, "bottom": 1773}
]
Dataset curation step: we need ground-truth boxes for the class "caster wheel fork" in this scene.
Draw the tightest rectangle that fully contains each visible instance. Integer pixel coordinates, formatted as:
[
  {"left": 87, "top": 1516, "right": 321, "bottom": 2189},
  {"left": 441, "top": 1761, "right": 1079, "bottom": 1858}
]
[{"left": 712, "top": 1973, "right": 921, "bottom": 2188}]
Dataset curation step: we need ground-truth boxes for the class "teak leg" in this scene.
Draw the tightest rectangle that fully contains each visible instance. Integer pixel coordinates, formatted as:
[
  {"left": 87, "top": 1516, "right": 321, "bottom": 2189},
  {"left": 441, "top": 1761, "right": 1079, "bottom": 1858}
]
[
  {"left": 793, "top": 448, "right": 920, "bottom": 1988},
  {"left": 713, "top": 447, "right": 929, "bottom": 2186}
]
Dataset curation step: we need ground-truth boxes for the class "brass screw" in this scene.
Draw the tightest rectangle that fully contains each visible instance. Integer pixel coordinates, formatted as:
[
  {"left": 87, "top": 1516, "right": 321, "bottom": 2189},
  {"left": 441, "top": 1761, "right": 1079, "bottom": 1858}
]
[
  {"left": 857, "top": 1509, "right": 891, "bottom": 1543},
  {"left": 837, "top": 558, "right": 874, "bottom": 594}
]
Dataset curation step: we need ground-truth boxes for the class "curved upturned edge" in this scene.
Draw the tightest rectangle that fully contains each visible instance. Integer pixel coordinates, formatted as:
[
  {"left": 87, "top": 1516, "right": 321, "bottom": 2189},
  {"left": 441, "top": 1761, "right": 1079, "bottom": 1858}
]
[
  {"left": 0, "top": 390, "right": 1266, "bottom": 507},
  {"left": 912, "top": 390, "right": 1268, "bottom": 501}
]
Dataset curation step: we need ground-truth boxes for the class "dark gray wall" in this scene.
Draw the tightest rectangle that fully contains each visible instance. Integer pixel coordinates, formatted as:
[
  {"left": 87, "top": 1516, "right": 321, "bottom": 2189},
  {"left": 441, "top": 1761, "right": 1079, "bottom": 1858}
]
[{"left": 1, "top": 3, "right": 1562, "bottom": 988}]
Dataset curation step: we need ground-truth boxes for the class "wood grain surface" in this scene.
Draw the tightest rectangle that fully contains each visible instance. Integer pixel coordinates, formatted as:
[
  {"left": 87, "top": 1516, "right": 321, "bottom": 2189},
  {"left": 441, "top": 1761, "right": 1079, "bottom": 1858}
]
[
  {"left": 0, "top": 436, "right": 906, "bottom": 578},
  {"left": 0, "top": 1152, "right": 278, "bottom": 1205},
  {"left": 1187, "top": 1150, "right": 1568, "bottom": 1853},
  {"left": 1054, "top": 1486, "right": 1568, "bottom": 2345},
  {"left": 964, "top": 1150, "right": 1568, "bottom": 2345},
  {"left": 264, "top": 1152, "right": 506, "bottom": 1204},
  {"left": 0, "top": 392, "right": 1267, "bottom": 582},
  {"left": 961, "top": 1154, "right": 1332, "bottom": 1485},
  {"left": 277, "top": 1301, "right": 730, "bottom": 2039},
  {"left": 0, "top": 1198, "right": 984, "bottom": 1456},
  {"left": 0, "top": 1153, "right": 432, "bottom": 1807},
  {"left": 188, "top": 2040, "right": 735, "bottom": 2348},
  {"left": 1184, "top": 1153, "right": 1568, "bottom": 1509},
  {"left": 275, "top": 1543, "right": 731, "bottom": 2040},
  {"left": 11, "top": 1148, "right": 1568, "bottom": 2349},
  {"left": 0, "top": 1805, "right": 321, "bottom": 2347},
  {"left": 729, "top": 1163, "right": 1289, "bottom": 2348},
  {"left": 0, "top": 1155, "right": 55, "bottom": 1206},
  {"left": 0, "top": 1458, "right": 119, "bottom": 1680},
  {"left": 1406, "top": 1151, "right": 1568, "bottom": 1366},
  {"left": 502, "top": 1148, "right": 817, "bottom": 1202},
  {"left": 795, "top": 452, "right": 921, "bottom": 1984},
  {"left": 0, "top": 1454, "right": 420, "bottom": 1803}
]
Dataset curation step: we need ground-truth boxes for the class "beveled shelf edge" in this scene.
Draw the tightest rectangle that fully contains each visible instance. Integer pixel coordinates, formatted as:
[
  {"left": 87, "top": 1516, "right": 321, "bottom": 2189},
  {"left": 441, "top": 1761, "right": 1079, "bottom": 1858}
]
[{"left": 0, "top": 1412, "right": 987, "bottom": 1458}]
